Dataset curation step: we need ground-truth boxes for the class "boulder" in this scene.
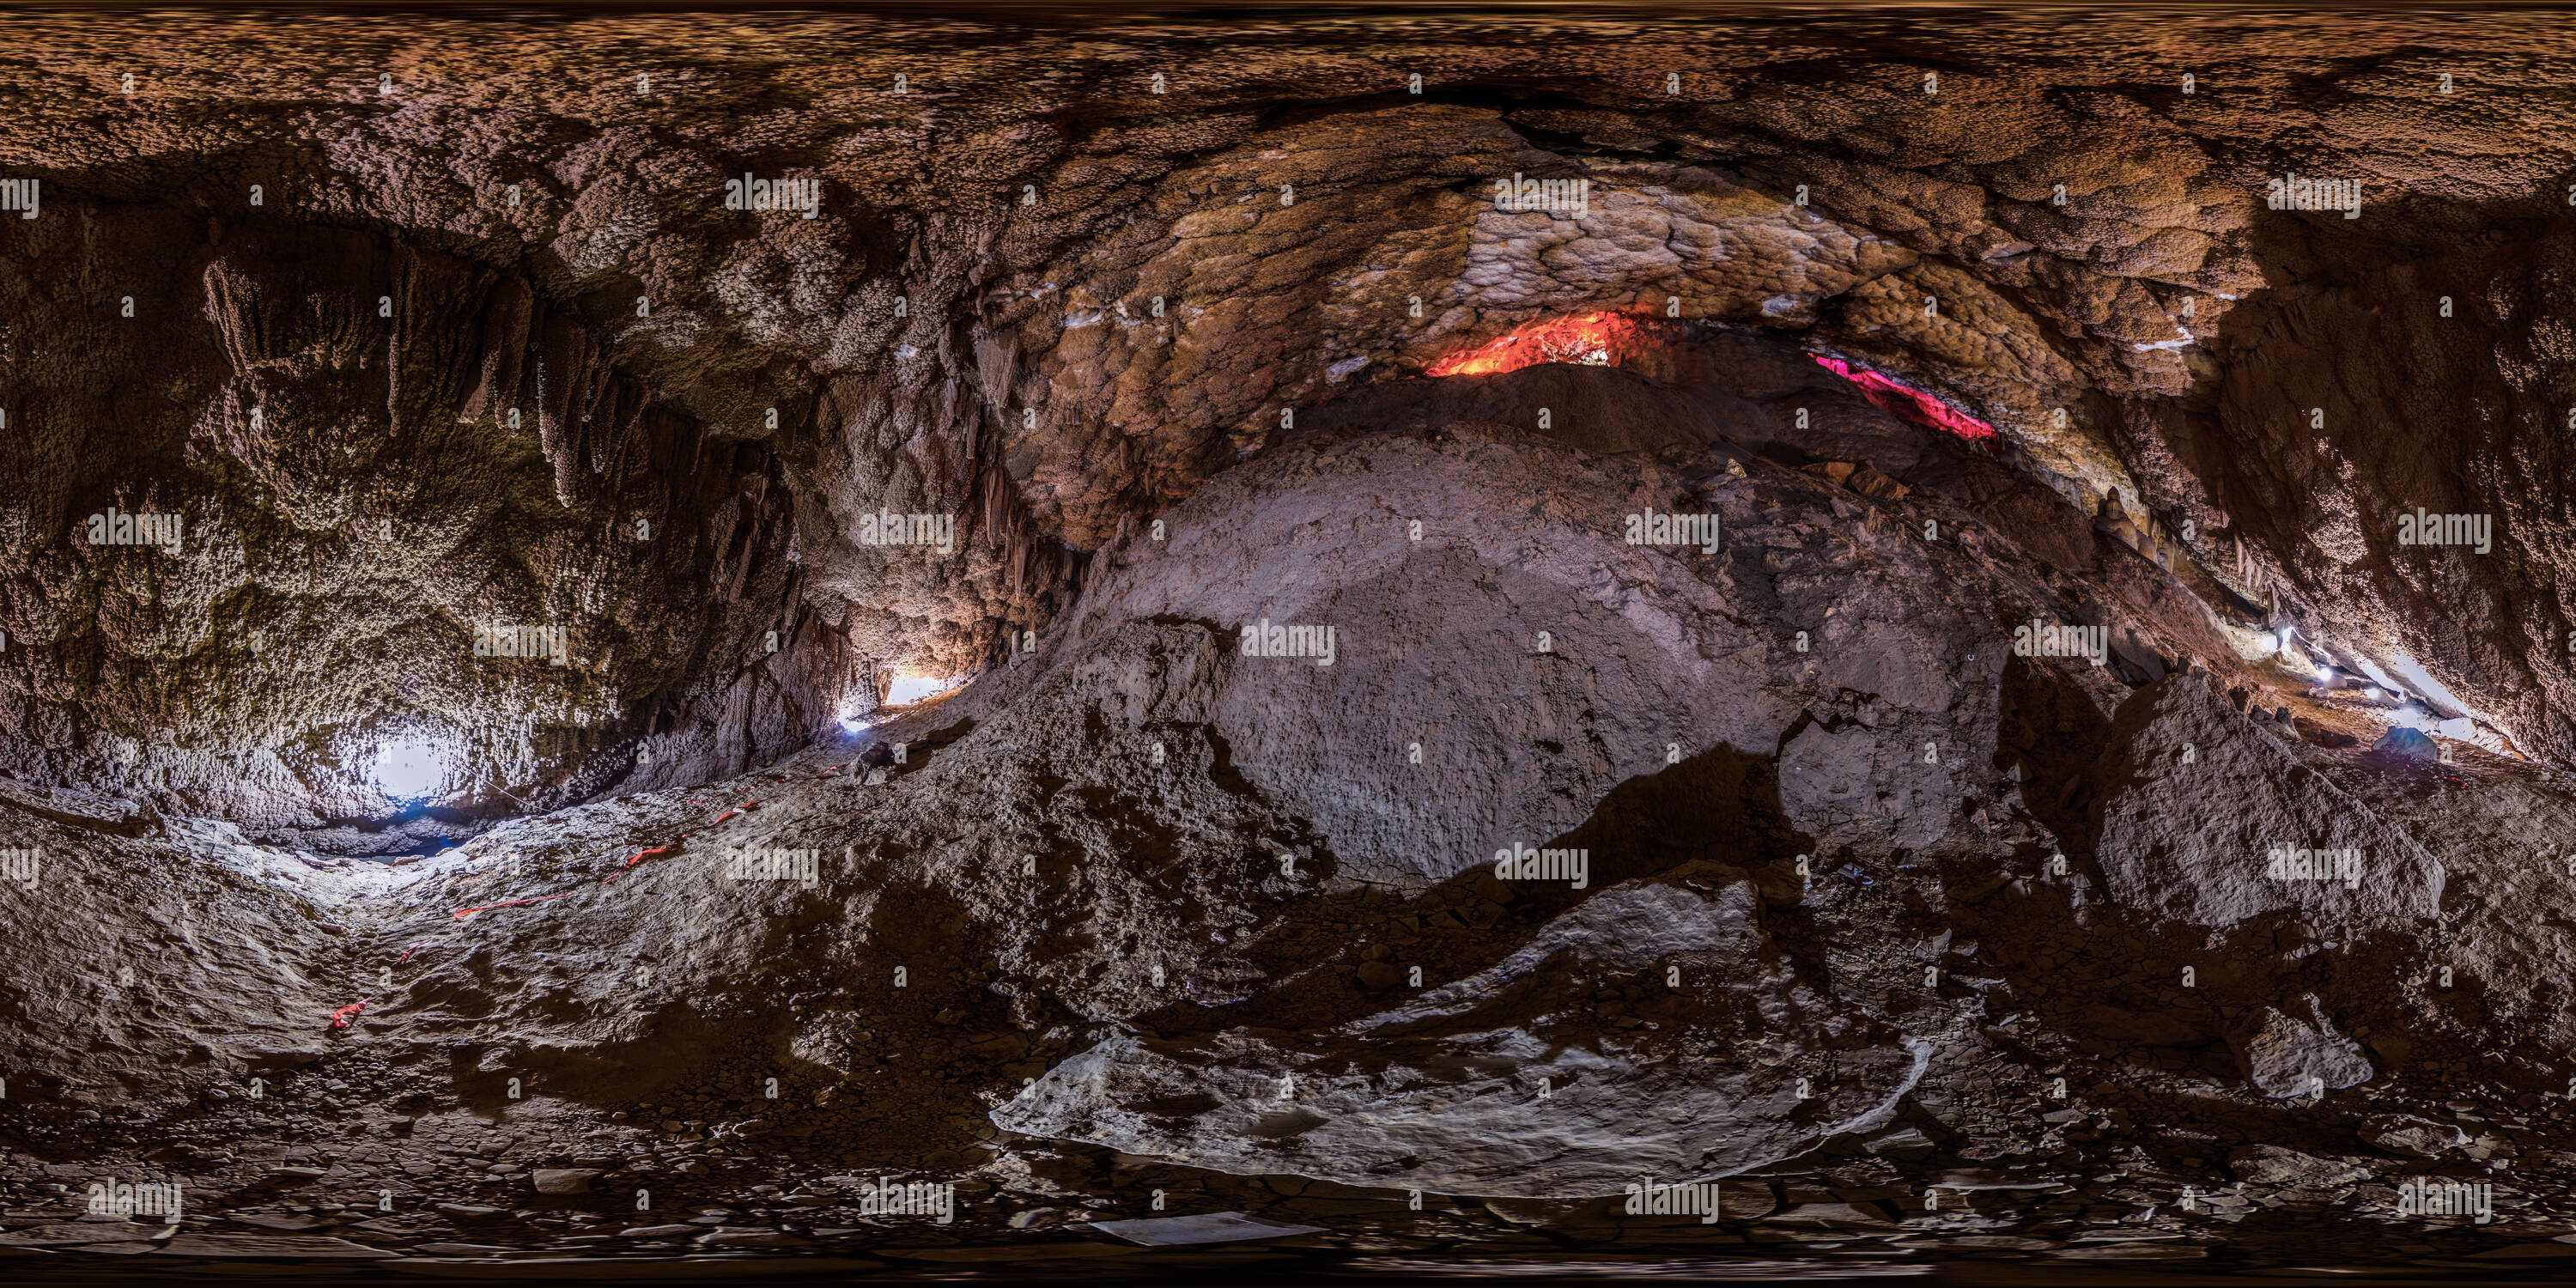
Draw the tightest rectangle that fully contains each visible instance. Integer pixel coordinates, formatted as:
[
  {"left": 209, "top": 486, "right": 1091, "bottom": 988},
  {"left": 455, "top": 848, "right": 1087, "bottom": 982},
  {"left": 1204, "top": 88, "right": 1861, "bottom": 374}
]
[
  {"left": 2373, "top": 726, "right": 2440, "bottom": 764},
  {"left": 2227, "top": 1144, "right": 2370, "bottom": 1188},
  {"left": 2362, "top": 1115, "right": 2472, "bottom": 1157},
  {"left": 2227, "top": 1001, "right": 2372, "bottom": 1097},
  {"left": 1863, "top": 1127, "right": 1935, "bottom": 1157},
  {"left": 2087, "top": 675, "right": 2445, "bottom": 927},
  {"left": 531, "top": 1169, "right": 607, "bottom": 1194}
]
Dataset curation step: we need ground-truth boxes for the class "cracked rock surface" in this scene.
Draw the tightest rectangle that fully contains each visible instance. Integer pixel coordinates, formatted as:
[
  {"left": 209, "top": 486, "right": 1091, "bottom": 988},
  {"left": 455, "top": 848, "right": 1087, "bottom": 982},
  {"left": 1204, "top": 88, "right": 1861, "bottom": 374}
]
[{"left": 15, "top": 7, "right": 2576, "bottom": 1279}]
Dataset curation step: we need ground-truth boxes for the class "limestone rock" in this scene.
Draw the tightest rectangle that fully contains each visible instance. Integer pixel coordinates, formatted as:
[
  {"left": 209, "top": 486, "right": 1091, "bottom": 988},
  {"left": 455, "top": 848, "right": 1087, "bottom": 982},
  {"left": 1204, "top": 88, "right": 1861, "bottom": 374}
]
[
  {"left": 2373, "top": 726, "right": 2440, "bottom": 764},
  {"left": 2227, "top": 1144, "right": 2370, "bottom": 1188},
  {"left": 2362, "top": 1116, "right": 2473, "bottom": 1158},
  {"left": 2087, "top": 675, "right": 2445, "bottom": 927},
  {"left": 993, "top": 877, "right": 1938, "bottom": 1198},
  {"left": 530, "top": 1169, "right": 607, "bottom": 1195},
  {"left": 2227, "top": 1001, "right": 2373, "bottom": 1098}
]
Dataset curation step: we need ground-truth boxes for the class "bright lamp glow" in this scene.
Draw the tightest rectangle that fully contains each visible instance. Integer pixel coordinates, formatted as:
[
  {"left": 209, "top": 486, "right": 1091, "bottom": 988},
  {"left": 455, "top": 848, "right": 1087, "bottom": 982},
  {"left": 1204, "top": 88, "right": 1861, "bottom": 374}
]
[
  {"left": 836, "top": 673, "right": 966, "bottom": 732},
  {"left": 371, "top": 735, "right": 449, "bottom": 802},
  {"left": 884, "top": 672, "right": 958, "bottom": 706}
]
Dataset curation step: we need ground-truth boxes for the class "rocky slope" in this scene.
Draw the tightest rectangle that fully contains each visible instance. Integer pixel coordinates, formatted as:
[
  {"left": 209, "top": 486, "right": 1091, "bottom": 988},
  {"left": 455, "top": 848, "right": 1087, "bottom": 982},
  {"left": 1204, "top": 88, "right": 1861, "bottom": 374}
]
[
  {"left": 9, "top": 7, "right": 2576, "bottom": 1276},
  {"left": 9, "top": 351, "right": 2576, "bottom": 1273}
]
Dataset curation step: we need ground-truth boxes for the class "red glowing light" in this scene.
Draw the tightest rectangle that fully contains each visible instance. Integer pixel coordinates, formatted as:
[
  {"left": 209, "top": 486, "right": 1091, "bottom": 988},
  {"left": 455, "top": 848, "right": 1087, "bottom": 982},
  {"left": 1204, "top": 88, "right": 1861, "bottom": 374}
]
[
  {"left": 1426, "top": 311, "right": 1651, "bottom": 377},
  {"left": 1421, "top": 314, "right": 2000, "bottom": 447},
  {"left": 1810, "top": 354, "right": 1998, "bottom": 443}
]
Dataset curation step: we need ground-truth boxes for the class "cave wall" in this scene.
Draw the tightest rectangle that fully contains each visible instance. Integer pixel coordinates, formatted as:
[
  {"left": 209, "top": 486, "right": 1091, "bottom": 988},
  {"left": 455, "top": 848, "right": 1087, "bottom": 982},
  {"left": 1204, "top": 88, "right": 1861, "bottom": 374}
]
[
  {"left": 0, "top": 208, "right": 829, "bottom": 840},
  {"left": 8, "top": 9, "right": 2576, "bottom": 831}
]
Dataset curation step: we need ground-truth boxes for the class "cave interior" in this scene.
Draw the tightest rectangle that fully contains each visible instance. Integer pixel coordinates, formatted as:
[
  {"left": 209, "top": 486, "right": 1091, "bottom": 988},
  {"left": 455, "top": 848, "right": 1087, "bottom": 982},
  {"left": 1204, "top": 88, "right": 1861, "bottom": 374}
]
[{"left": 3, "top": 7, "right": 2576, "bottom": 1282}]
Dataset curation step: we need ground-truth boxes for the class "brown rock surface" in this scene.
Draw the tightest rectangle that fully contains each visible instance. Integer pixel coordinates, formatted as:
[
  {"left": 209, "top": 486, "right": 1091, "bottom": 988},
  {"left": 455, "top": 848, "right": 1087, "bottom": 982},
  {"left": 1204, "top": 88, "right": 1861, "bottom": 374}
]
[{"left": 11, "top": 8, "right": 2576, "bottom": 1272}]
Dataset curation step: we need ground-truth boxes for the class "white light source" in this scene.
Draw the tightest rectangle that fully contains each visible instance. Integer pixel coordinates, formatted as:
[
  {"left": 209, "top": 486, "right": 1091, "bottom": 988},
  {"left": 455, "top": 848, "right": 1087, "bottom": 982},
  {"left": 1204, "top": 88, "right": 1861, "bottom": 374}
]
[
  {"left": 370, "top": 735, "right": 449, "bottom": 802},
  {"left": 884, "top": 672, "right": 959, "bottom": 707}
]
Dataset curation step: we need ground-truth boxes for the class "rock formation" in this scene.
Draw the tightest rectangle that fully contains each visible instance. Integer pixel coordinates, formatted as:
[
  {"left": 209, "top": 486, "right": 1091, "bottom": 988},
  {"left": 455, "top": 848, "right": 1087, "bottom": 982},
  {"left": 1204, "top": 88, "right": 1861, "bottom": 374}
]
[{"left": 7, "top": 7, "right": 2576, "bottom": 1277}]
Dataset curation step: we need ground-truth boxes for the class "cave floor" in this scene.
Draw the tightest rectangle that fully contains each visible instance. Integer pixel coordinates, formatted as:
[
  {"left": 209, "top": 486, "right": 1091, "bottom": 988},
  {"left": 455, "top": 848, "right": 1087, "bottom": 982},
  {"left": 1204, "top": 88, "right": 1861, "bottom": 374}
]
[{"left": 10, "top": 732, "right": 2576, "bottom": 1280}]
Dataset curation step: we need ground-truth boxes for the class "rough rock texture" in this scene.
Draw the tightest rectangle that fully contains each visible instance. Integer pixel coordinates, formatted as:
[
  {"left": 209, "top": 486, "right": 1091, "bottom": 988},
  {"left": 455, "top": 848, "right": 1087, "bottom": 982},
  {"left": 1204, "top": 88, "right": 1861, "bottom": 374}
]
[
  {"left": 993, "top": 878, "right": 1934, "bottom": 1196},
  {"left": 0, "top": 215, "right": 835, "bottom": 846},
  {"left": 7, "top": 349, "right": 2451, "bottom": 1218},
  {"left": 14, "top": 9, "right": 2576, "bottom": 851},
  {"left": 2229, "top": 999, "right": 2374, "bottom": 1098},
  {"left": 0, "top": 800, "right": 359, "bottom": 1104},
  {"left": 0, "top": 368, "right": 2210, "bottom": 1170},
  {"left": 2087, "top": 674, "right": 2445, "bottom": 927},
  {"left": 20, "top": 8, "right": 2576, "bottom": 1273}
]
